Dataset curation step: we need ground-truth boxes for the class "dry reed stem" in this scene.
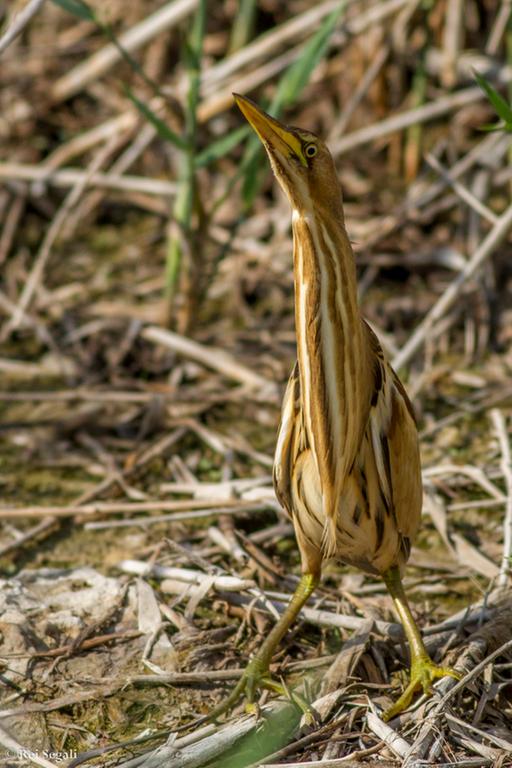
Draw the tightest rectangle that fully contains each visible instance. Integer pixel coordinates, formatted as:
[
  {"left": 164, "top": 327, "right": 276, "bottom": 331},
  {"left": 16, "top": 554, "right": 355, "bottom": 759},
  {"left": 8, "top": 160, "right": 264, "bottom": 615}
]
[
  {"left": 393, "top": 203, "right": 512, "bottom": 369},
  {"left": 0, "top": 0, "right": 46, "bottom": 55},
  {"left": 490, "top": 409, "right": 512, "bottom": 589}
]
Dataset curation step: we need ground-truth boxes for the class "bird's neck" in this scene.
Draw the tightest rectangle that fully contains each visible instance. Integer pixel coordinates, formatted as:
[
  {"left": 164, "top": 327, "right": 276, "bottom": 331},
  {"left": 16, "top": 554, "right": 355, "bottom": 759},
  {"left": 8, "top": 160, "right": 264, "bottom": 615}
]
[{"left": 292, "top": 207, "right": 367, "bottom": 522}]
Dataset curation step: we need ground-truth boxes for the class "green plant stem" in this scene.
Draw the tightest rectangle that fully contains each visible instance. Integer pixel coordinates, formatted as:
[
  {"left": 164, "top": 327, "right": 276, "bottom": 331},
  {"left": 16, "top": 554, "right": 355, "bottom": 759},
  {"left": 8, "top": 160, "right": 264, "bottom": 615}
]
[{"left": 165, "top": 0, "right": 206, "bottom": 327}]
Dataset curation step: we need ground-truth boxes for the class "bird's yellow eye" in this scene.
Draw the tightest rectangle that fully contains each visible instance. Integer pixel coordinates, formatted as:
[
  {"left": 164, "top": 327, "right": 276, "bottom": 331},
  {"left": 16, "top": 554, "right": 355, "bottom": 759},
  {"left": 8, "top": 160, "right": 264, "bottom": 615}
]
[{"left": 304, "top": 143, "right": 317, "bottom": 158}]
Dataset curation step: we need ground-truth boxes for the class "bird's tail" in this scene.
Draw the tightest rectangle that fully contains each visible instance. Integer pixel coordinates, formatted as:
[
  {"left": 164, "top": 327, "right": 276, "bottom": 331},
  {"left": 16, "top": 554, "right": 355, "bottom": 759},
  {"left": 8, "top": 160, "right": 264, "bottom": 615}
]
[{"left": 321, "top": 497, "right": 338, "bottom": 559}]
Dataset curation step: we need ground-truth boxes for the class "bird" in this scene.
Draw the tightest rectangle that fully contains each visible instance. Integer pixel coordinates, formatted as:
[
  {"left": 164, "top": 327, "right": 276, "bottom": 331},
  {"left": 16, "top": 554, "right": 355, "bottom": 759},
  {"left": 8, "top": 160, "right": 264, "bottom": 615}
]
[{"left": 206, "top": 93, "right": 458, "bottom": 724}]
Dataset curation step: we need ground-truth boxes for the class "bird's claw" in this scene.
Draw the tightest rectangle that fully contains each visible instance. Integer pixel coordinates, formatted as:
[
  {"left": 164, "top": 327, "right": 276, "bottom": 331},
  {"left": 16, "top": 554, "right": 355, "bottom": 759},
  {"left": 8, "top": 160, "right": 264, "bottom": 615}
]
[
  {"left": 184, "top": 659, "right": 314, "bottom": 731},
  {"left": 382, "top": 657, "right": 460, "bottom": 721}
]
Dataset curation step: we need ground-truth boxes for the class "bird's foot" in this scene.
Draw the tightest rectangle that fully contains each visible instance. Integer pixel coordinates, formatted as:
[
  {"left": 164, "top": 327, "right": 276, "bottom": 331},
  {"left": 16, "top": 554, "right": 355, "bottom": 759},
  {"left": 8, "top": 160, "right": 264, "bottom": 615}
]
[
  {"left": 178, "top": 657, "right": 311, "bottom": 732},
  {"left": 382, "top": 656, "right": 460, "bottom": 721}
]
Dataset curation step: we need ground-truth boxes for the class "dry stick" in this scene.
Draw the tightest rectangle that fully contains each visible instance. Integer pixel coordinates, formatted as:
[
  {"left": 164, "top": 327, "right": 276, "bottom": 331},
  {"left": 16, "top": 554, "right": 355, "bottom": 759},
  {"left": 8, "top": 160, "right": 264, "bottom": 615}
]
[
  {"left": 391, "top": 0, "right": 421, "bottom": 49},
  {"left": 2, "top": 135, "right": 122, "bottom": 336},
  {"left": 0, "top": 685, "right": 122, "bottom": 719},
  {"left": 197, "top": 0, "right": 411, "bottom": 123},
  {"left": 68, "top": 123, "right": 158, "bottom": 228},
  {"left": 117, "top": 715, "right": 259, "bottom": 768},
  {"left": 51, "top": 0, "right": 198, "bottom": 102},
  {"left": 0, "top": 356, "right": 76, "bottom": 378},
  {"left": 3, "top": 629, "right": 143, "bottom": 659},
  {"left": 11, "top": 2, "right": 335, "bottom": 168},
  {"left": 118, "top": 559, "right": 256, "bottom": 592},
  {"left": 175, "top": 586, "right": 403, "bottom": 639},
  {"left": 0, "top": 723, "right": 60, "bottom": 768},
  {"left": 486, "top": 0, "right": 512, "bottom": 55},
  {"left": 40, "top": 114, "right": 138, "bottom": 170},
  {"left": 262, "top": 754, "right": 389, "bottom": 768},
  {"left": 0, "top": 389, "right": 168, "bottom": 403},
  {"left": 200, "top": 0, "right": 342, "bottom": 96},
  {"left": 444, "top": 713, "right": 512, "bottom": 752},
  {"left": 141, "top": 325, "right": 275, "bottom": 392},
  {"left": 366, "top": 711, "right": 411, "bottom": 759},
  {"left": 392, "top": 203, "right": 512, "bottom": 370},
  {"left": 356, "top": 133, "right": 506, "bottom": 253},
  {"left": 0, "top": 499, "right": 264, "bottom": 520},
  {"left": 490, "top": 409, "right": 512, "bottom": 589},
  {"left": 329, "top": 43, "right": 390, "bottom": 139},
  {"left": 125, "top": 669, "right": 244, "bottom": 686},
  {"left": 197, "top": 44, "right": 305, "bottom": 123},
  {"left": 0, "top": 517, "right": 59, "bottom": 558},
  {"left": 424, "top": 153, "right": 498, "bottom": 225},
  {"left": 0, "top": 0, "right": 46, "bottom": 55},
  {"left": 408, "top": 132, "right": 508, "bottom": 211},
  {"left": 0, "top": 193, "right": 25, "bottom": 264},
  {"left": 5, "top": 0, "right": 410, "bottom": 156},
  {"left": 331, "top": 84, "right": 508, "bottom": 157},
  {"left": 0, "top": 164, "right": 177, "bottom": 198},
  {"left": 441, "top": 0, "right": 464, "bottom": 88},
  {"left": 84, "top": 504, "right": 266, "bottom": 530},
  {"left": 201, "top": 0, "right": 406, "bottom": 98},
  {"left": 423, "top": 463, "right": 505, "bottom": 500},
  {"left": 0, "top": 428, "right": 187, "bottom": 556},
  {"left": 404, "top": 637, "right": 512, "bottom": 767},
  {"left": 0, "top": 279, "right": 55, "bottom": 340}
]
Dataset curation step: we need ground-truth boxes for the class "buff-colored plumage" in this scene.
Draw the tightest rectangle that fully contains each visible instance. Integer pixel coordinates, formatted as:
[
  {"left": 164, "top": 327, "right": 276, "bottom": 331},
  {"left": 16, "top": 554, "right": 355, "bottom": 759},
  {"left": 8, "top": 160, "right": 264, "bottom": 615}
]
[{"left": 200, "top": 95, "right": 457, "bottom": 725}]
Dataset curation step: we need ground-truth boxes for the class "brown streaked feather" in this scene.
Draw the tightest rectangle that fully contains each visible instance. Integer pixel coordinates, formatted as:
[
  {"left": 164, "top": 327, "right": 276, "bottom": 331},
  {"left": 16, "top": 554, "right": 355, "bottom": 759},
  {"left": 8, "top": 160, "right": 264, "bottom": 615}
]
[
  {"left": 293, "top": 214, "right": 373, "bottom": 555},
  {"left": 386, "top": 382, "right": 423, "bottom": 543},
  {"left": 273, "top": 361, "right": 300, "bottom": 518},
  {"left": 363, "top": 322, "right": 422, "bottom": 553}
]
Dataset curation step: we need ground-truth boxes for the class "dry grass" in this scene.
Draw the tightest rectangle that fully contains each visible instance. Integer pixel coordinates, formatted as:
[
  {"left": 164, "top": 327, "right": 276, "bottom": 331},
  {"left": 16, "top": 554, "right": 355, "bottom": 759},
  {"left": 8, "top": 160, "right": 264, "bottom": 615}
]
[{"left": 0, "top": 1, "right": 512, "bottom": 766}]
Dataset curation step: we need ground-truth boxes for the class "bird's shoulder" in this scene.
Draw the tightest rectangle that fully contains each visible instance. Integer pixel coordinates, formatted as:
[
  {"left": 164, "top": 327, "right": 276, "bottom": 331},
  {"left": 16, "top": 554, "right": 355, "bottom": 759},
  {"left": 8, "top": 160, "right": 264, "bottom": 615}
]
[{"left": 363, "top": 320, "right": 416, "bottom": 424}]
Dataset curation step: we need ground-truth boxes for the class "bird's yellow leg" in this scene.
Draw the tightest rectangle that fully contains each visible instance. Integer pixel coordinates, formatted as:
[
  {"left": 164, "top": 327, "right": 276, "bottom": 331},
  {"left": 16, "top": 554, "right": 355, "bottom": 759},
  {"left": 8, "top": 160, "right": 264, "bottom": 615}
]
[
  {"left": 382, "top": 566, "right": 459, "bottom": 721},
  {"left": 199, "top": 572, "right": 319, "bottom": 724}
]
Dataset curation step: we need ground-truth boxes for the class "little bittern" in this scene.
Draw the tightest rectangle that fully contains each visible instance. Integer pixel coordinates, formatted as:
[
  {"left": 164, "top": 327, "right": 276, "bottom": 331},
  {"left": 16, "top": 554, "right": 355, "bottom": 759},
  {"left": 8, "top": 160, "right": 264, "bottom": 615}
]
[{"left": 212, "top": 94, "right": 457, "bottom": 723}]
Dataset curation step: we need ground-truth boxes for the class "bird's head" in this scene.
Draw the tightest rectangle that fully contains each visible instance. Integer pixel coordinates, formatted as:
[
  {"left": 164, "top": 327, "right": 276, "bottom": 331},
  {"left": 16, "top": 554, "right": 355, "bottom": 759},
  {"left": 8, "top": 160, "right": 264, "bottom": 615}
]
[{"left": 234, "top": 93, "right": 343, "bottom": 218}]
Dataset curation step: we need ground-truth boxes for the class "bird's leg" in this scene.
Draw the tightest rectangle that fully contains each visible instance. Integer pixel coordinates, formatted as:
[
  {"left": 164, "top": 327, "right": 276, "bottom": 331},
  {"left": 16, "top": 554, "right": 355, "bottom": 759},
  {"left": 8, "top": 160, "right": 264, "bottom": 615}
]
[
  {"left": 199, "top": 571, "right": 319, "bottom": 725},
  {"left": 382, "top": 566, "right": 459, "bottom": 721}
]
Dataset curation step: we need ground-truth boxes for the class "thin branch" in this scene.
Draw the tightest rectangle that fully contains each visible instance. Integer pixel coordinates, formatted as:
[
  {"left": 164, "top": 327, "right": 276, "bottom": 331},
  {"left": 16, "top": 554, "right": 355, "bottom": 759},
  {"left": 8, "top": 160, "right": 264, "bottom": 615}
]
[
  {"left": 51, "top": 0, "right": 198, "bottom": 102},
  {"left": 393, "top": 203, "right": 512, "bottom": 370},
  {"left": 424, "top": 152, "right": 498, "bottom": 225},
  {"left": 490, "top": 409, "right": 512, "bottom": 588},
  {"left": 0, "top": 499, "right": 265, "bottom": 520},
  {"left": 141, "top": 325, "right": 276, "bottom": 392},
  {"left": 2, "top": 135, "right": 121, "bottom": 335},
  {"left": 0, "top": 163, "right": 177, "bottom": 197},
  {"left": 0, "top": 0, "right": 46, "bottom": 56}
]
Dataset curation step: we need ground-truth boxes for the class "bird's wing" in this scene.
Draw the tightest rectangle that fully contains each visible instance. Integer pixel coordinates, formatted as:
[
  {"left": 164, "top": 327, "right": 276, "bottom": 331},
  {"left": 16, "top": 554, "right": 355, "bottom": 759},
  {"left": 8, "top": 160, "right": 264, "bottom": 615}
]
[
  {"left": 386, "top": 370, "right": 423, "bottom": 541},
  {"left": 365, "top": 323, "right": 422, "bottom": 543},
  {"left": 273, "top": 362, "right": 301, "bottom": 517}
]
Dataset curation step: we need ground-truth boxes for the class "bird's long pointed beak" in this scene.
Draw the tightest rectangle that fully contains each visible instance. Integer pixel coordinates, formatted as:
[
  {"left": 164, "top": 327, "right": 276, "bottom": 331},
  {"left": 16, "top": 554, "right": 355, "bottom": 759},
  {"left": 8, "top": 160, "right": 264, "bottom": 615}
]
[{"left": 233, "top": 93, "right": 305, "bottom": 165}]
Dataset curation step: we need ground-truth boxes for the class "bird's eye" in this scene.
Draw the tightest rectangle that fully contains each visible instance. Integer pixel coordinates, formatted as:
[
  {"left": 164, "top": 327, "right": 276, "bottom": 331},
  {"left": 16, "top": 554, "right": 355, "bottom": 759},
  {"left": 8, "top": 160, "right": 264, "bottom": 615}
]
[{"left": 304, "top": 144, "right": 317, "bottom": 158}]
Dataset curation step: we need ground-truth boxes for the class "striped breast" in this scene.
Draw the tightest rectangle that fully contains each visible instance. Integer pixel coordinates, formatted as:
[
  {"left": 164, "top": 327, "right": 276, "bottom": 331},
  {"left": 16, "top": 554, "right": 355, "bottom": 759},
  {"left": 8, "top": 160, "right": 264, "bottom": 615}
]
[{"left": 292, "top": 210, "right": 370, "bottom": 555}]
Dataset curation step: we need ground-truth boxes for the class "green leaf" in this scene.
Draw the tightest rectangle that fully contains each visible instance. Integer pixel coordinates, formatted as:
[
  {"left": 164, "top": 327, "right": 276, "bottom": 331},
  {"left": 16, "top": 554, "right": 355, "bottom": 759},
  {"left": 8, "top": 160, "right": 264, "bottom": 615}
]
[
  {"left": 187, "top": 0, "right": 207, "bottom": 70},
  {"left": 125, "top": 88, "right": 187, "bottom": 150},
  {"left": 228, "top": 0, "right": 258, "bottom": 54},
  {"left": 50, "top": 0, "right": 96, "bottom": 21},
  {"left": 478, "top": 121, "right": 508, "bottom": 132},
  {"left": 195, "top": 125, "right": 251, "bottom": 167},
  {"left": 182, "top": 0, "right": 206, "bottom": 140},
  {"left": 241, "top": 144, "right": 263, "bottom": 210},
  {"left": 271, "top": 3, "right": 345, "bottom": 114},
  {"left": 474, "top": 70, "right": 512, "bottom": 125}
]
